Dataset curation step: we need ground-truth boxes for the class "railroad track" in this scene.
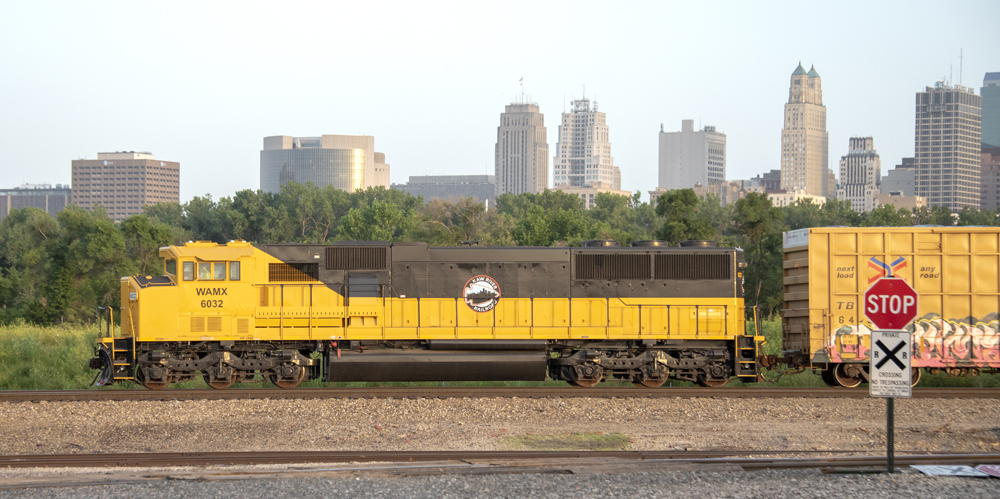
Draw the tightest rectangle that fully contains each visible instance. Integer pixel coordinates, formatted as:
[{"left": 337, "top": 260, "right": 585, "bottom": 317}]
[
  {"left": 0, "top": 386, "right": 995, "bottom": 403},
  {"left": 2, "top": 450, "right": 999, "bottom": 469},
  {"left": 2, "top": 451, "right": 998, "bottom": 489}
]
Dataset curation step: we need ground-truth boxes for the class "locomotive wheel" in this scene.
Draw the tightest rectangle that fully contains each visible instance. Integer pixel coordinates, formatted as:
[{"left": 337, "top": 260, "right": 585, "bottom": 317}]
[
  {"left": 270, "top": 366, "right": 307, "bottom": 389},
  {"left": 573, "top": 375, "right": 602, "bottom": 388},
  {"left": 632, "top": 375, "right": 668, "bottom": 388},
  {"left": 820, "top": 367, "right": 840, "bottom": 387},
  {"left": 143, "top": 377, "right": 171, "bottom": 390},
  {"left": 911, "top": 367, "right": 922, "bottom": 387},
  {"left": 203, "top": 373, "right": 236, "bottom": 390},
  {"left": 696, "top": 376, "right": 730, "bottom": 387},
  {"left": 833, "top": 363, "right": 864, "bottom": 388}
]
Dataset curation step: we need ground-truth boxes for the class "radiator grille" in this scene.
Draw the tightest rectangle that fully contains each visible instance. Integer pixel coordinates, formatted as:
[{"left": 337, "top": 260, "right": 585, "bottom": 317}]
[
  {"left": 190, "top": 317, "right": 205, "bottom": 333},
  {"left": 207, "top": 317, "right": 222, "bottom": 332},
  {"left": 326, "top": 247, "right": 387, "bottom": 270},
  {"left": 269, "top": 263, "right": 318, "bottom": 282},
  {"left": 655, "top": 254, "right": 731, "bottom": 280},
  {"left": 575, "top": 254, "right": 651, "bottom": 280},
  {"left": 237, "top": 318, "right": 249, "bottom": 335}
]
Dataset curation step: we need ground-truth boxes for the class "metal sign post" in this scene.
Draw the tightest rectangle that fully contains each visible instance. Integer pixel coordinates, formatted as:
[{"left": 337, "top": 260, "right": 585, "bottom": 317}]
[{"left": 869, "top": 329, "right": 912, "bottom": 473}]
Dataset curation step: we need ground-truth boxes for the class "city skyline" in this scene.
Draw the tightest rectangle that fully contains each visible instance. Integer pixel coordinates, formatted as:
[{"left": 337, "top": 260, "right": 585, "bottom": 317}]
[{"left": 1, "top": 1, "right": 997, "bottom": 204}]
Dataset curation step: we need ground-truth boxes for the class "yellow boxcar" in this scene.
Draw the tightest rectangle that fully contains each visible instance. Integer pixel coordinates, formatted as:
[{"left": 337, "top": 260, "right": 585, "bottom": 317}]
[{"left": 782, "top": 227, "right": 1000, "bottom": 386}]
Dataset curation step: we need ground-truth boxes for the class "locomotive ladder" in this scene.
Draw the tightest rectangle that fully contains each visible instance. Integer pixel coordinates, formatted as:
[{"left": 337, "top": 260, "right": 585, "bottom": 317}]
[
  {"left": 735, "top": 307, "right": 760, "bottom": 378},
  {"left": 99, "top": 307, "right": 135, "bottom": 380}
]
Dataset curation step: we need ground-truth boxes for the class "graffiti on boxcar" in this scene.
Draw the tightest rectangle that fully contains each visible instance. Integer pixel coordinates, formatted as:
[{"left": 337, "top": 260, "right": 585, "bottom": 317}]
[
  {"left": 909, "top": 313, "right": 1000, "bottom": 367},
  {"left": 817, "top": 313, "right": 1000, "bottom": 367}
]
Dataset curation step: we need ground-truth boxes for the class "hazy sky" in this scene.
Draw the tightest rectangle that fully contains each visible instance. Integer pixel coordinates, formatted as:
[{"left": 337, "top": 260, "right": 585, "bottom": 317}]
[{"left": 1, "top": 1, "right": 998, "bottom": 203}]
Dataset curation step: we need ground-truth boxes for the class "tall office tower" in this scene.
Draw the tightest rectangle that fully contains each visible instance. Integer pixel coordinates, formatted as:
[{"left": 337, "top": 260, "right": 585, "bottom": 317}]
[
  {"left": 657, "top": 120, "right": 726, "bottom": 190},
  {"left": 553, "top": 98, "right": 618, "bottom": 189},
  {"left": 779, "top": 63, "right": 830, "bottom": 197},
  {"left": 494, "top": 103, "right": 548, "bottom": 195},
  {"left": 835, "top": 137, "right": 881, "bottom": 212},
  {"left": 983, "top": 73, "right": 1000, "bottom": 148},
  {"left": 260, "top": 135, "right": 389, "bottom": 194},
  {"left": 914, "top": 81, "right": 982, "bottom": 211},
  {"left": 71, "top": 152, "right": 180, "bottom": 222}
]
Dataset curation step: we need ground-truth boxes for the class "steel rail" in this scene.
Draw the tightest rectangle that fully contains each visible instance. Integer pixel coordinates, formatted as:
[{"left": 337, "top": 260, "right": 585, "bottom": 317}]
[
  {"left": 0, "top": 450, "right": 998, "bottom": 469},
  {"left": 0, "top": 386, "right": 995, "bottom": 403}
]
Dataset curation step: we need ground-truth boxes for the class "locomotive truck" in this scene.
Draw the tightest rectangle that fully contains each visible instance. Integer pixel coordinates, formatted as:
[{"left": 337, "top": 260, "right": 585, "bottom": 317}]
[{"left": 90, "top": 239, "right": 759, "bottom": 389}]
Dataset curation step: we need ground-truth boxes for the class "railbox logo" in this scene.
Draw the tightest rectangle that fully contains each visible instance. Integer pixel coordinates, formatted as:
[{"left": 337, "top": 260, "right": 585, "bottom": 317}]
[{"left": 463, "top": 275, "right": 501, "bottom": 312}]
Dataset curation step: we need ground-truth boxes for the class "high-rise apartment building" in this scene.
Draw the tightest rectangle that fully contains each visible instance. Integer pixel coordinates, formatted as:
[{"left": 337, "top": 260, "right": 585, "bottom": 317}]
[
  {"left": 657, "top": 120, "right": 726, "bottom": 190},
  {"left": 553, "top": 98, "right": 620, "bottom": 190},
  {"left": 914, "top": 82, "right": 982, "bottom": 211},
  {"left": 780, "top": 63, "right": 831, "bottom": 198},
  {"left": 0, "top": 183, "right": 71, "bottom": 221},
  {"left": 836, "top": 137, "right": 881, "bottom": 212},
  {"left": 71, "top": 152, "right": 180, "bottom": 222},
  {"left": 983, "top": 73, "right": 1000, "bottom": 149},
  {"left": 494, "top": 103, "right": 548, "bottom": 195},
  {"left": 260, "top": 135, "right": 389, "bottom": 194}
]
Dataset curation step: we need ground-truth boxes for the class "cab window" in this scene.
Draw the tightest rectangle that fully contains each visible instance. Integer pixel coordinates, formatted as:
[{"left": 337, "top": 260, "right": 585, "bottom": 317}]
[
  {"left": 197, "top": 262, "right": 227, "bottom": 280},
  {"left": 183, "top": 262, "right": 194, "bottom": 281},
  {"left": 165, "top": 259, "right": 177, "bottom": 276},
  {"left": 230, "top": 261, "right": 241, "bottom": 281}
]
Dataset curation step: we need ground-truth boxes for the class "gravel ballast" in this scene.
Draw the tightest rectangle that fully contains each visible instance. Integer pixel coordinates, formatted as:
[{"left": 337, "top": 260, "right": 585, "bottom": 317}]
[
  {"left": 0, "top": 396, "right": 997, "bottom": 455},
  {"left": 1, "top": 396, "right": 998, "bottom": 496}
]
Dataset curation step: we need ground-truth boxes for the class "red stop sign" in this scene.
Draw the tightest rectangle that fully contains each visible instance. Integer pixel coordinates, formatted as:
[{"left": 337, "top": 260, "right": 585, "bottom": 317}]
[{"left": 864, "top": 277, "right": 919, "bottom": 330}]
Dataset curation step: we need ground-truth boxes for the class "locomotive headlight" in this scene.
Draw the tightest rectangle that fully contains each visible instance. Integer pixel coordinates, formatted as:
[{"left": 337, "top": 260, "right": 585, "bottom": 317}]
[{"left": 129, "top": 292, "right": 137, "bottom": 301}]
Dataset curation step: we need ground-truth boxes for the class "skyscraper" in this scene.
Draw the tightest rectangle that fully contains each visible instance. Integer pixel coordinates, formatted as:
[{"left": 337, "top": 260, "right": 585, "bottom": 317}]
[
  {"left": 71, "top": 151, "right": 180, "bottom": 222},
  {"left": 553, "top": 98, "right": 620, "bottom": 190},
  {"left": 260, "top": 135, "right": 389, "bottom": 194},
  {"left": 982, "top": 72, "right": 1000, "bottom": 149},
  {"left": 914, "top": 81, "right": 982, "bottom": 211},
  {"left": 657, "top": 120, "right": 726, "bottom": 191},
  {"left": 836, "top": 137, "right": 881, "bottom": 212},
  {"left": 494, "top": 103, "right": 548, "bottom": 195},
  {"left": 780, "top": 63, "right": 830, "bottom": 198}
]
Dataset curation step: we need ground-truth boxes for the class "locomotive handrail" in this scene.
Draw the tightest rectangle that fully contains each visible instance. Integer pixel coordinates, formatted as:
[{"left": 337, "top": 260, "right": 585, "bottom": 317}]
[{"left": 95, "top": 306, "right": 114, "bottom": 338}]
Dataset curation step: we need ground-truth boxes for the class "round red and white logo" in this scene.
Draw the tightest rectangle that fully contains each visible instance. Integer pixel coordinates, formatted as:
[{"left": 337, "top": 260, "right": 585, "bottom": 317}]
[{"left": 463, "top": 275, "right": 501, "bottom": 312}]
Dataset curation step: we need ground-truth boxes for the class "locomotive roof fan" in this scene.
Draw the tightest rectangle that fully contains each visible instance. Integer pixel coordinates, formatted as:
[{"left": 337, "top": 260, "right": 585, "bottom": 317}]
[
  {"left": 679, "top": 240, "right": 718, "bottom": 247},
  {"left": 629, "top": 240, "right": 670, "bottom": 247},
  {"left": 580, "top": 240, "right": 620, "bottom": 247}
]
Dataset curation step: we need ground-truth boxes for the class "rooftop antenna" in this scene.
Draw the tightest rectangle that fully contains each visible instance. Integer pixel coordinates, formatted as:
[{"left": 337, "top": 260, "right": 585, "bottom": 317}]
[{"left": 960, "top": 48, "right": 963, "bottom": 87}]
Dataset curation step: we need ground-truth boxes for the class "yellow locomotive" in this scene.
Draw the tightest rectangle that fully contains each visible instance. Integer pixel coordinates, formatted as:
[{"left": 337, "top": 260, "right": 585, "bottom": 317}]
[{"left": 91, "top": 240, "right": 761, "bottom": 389}]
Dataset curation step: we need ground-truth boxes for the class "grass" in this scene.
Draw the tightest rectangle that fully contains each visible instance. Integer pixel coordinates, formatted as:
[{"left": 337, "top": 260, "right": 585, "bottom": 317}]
[
  {"left": 0, "top": 321, "right": 101, "bottom": 390},
  {"left": 0, "top": 318, "right": 996, "bottom": 389},
  {"left": 498, "top": 432, "right": 631, "bottom": 451}
]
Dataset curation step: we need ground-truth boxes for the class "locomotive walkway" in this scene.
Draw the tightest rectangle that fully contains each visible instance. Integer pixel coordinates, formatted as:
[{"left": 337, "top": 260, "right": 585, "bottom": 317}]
[{"left": 0, "top": 386, "right": 995, "bottom": 403}]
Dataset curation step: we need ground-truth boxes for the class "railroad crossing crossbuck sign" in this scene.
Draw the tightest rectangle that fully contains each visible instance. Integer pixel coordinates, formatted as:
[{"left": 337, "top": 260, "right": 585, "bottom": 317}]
[
  {"left": 864, "top": 277, "right": 919, "bottom": 330},
  {"left": 869, "top": 329, "right": 912, "bottom": 398}
]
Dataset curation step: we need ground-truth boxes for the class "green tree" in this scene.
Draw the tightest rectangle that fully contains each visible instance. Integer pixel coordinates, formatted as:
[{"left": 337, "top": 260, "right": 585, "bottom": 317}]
[
  {"left": 732, "top": 192, "right": 784, "bottom": 315},
  {"left": 513, "top": 205, "right": 553, "bottom": 246},
  {"left": 956, "top": 207, "right": 999, "bottom": 226},
  {"left": 913, "top": 205, "right": 954, "bottom": 226},
  {"left": 862, "top": 204, "right": 913, "bottom": 227},
  {"left": 337, "top": 200, "right": 409, "bottom": 241},
  {"left": 120, "top": 214, "right": 174, "bottom": 275},
  {"left": 653, "top": 189, "right": 714, "bottom": 244}
]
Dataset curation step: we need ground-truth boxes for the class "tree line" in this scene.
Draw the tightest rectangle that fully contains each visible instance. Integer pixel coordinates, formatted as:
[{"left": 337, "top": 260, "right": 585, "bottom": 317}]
[{"left": 2, "top": 181, "right": 996, "bottom": 326}]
